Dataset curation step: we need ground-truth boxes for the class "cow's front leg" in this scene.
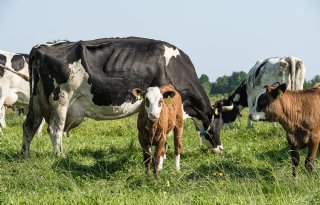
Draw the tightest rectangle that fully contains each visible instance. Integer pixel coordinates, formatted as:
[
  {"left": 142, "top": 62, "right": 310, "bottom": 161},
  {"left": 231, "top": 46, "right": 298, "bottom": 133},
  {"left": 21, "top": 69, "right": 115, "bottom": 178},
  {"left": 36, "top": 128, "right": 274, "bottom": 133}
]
[
  {"left": 290, "top": 145, "right": 300, "bottom": 177},
  {"left": 153, "top": 136, "right": 166, "bottom": 179},
  {"left": 138, "top": 134, "right": 151, "bottom": 175}
]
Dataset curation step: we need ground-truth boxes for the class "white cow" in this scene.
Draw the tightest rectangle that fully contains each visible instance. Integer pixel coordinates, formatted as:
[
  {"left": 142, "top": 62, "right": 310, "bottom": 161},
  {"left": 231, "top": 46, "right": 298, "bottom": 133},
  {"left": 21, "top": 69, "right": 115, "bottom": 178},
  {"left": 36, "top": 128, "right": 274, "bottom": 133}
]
[{"left": 0, "top": 49, "right": 44, "bottom": 134}]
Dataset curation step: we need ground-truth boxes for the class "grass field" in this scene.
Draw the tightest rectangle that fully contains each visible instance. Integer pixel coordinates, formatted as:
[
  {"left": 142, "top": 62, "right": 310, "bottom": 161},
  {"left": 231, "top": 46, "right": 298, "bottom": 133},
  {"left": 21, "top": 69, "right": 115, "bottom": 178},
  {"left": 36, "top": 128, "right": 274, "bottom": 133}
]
[{"left": 1, "top": 109, "right": 320, "bottom": 205}]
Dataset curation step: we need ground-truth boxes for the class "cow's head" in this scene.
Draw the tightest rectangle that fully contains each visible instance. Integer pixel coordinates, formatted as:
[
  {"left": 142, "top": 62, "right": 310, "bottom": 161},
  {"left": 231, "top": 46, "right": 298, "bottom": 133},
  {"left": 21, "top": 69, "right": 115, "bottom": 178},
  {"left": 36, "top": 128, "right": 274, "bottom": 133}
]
[
  {"left": 201, "top": 101, "right": 234, "bottom": 153},
  {"left": 249, "top": 82, "right": 287, "bottom": 121},
  {"left": 131, "top": 86, "right": 175, "bottom": 121},
  {"left": 216, "top": 80, "right": 248, "bottom": 124}
]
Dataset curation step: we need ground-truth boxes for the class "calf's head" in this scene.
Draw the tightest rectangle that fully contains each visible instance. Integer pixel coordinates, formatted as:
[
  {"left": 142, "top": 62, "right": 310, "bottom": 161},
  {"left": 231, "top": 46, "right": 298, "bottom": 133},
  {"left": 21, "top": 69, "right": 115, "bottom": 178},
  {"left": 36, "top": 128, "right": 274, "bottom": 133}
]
[
  {"left": 249, "top": 82, "right": 287, "bottom": 121},
  {"left": 132, "top": 86, "right": 175, "bottom": 121}
]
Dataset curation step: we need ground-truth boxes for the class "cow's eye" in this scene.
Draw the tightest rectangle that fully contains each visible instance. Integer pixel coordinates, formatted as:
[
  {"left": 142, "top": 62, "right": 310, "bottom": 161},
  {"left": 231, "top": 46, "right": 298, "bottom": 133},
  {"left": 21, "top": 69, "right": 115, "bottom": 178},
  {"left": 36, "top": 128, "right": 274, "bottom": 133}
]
[
  {"left": 145, "top": 98, "right": 150, "bottom": 107},
  {"left": 158, "top": 99, "right": 163, "bottom": 107}
]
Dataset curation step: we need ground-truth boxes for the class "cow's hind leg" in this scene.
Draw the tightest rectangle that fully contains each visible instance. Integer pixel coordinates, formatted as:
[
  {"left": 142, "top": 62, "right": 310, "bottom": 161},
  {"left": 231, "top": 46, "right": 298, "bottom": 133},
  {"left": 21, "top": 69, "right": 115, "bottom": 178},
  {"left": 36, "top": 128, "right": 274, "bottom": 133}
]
[
  {"left": 47, "top": 90, "right": 69, "bottom": 155},
  {"left": 22, "top": 98, "right": 43, "bottom": 156},
  {"left": 305, "top": 138, "right": 320, "bottom": 175}
]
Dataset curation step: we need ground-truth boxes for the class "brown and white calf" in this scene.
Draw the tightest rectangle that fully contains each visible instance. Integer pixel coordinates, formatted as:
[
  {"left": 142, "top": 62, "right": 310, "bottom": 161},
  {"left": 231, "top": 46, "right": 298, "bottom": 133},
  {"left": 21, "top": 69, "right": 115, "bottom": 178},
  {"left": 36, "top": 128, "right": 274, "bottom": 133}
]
[
  {"left": 249, "top": 82, "right": 320, "bottom": 176},
  {"left": 132, "top": 84, "right": 183, "bottom": 178}
]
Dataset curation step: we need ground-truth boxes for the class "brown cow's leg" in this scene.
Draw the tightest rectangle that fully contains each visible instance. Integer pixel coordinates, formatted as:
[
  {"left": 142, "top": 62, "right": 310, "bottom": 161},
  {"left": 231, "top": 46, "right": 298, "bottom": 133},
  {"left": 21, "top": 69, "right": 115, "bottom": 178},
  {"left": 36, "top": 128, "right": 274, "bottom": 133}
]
[
  {"left": 290, "top": 145, "right": 300, "bottom": 177},
  {"left": 305, "top": 139, "right": 319, "bottom": 175},
  {"left": 153, "top": 137, "right": 166, "bottom": 179},
  {"left": 138, "top": 135, "right": 151, "bottom": 175},
  {"left": 174, "top": 126, "right": 183, "bottom": 171}
]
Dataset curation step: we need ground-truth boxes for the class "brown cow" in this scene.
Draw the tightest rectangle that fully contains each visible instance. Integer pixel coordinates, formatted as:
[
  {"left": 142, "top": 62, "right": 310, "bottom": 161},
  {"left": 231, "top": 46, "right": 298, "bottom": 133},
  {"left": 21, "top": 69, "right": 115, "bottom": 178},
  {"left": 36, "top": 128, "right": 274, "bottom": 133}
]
[
  {"left": 249, "top": 82, "right": 320, "bottom": 176},
  {"left": 132, "top": 83, "right": 183, "bottom": 178}
]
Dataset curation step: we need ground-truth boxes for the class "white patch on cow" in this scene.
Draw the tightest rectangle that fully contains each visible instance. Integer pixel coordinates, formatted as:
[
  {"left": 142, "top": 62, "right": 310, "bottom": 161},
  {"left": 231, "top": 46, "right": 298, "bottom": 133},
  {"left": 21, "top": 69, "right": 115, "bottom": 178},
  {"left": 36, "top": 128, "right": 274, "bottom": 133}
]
[
  {"left": 249, "top": 87, "right": 267, "bottom": 121},
  {"left": 34, "top": 41, "right": 68, "bottom": 48},
  {"left": 158, "top": 156, "right": 164, "bottom": 171},
  {"left": 163, "top": 45, "right": 180, "bottom": 66},
  {"left": 63, "top": 59, "right": 143, "bottom": 122},
  {"left": 233, "top": 94, "right": 240, "bottom": 102},
  {"left": 182, "top": 105, "right": 191, "bottom": 120},
  {"left": 0, "top": 106, "right": 6, "bottom": 129},
  {"left": 249, "top": 112, "right": 266, "bottom": 121},
  {"left": 175, "top": 154, "right": 180, "bottom": 171},
  {"left": 163, "top": 153, "right": 167, "bottom": 160},
  {"left": 167, "top": 131, "right": 172, "bottom": 137},
  {"left": 144, "top": 87, "right": 163, "bottom": 121},
  {"left": 212, "top": 145, "right": 224, "bottom": 154}
]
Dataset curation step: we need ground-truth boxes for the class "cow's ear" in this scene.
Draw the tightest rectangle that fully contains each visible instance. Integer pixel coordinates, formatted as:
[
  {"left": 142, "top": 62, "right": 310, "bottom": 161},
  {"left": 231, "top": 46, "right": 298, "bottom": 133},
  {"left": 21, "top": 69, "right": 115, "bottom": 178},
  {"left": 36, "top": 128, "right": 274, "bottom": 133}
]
[
  {"left": 163, "top": 91, "right": 175, "bottom": 99},
  {"left": 271, "top": 83, "right": 287, "bottom": 99},
  {"left": 131, "top": 88, "right": 145, "bottom": 100}
]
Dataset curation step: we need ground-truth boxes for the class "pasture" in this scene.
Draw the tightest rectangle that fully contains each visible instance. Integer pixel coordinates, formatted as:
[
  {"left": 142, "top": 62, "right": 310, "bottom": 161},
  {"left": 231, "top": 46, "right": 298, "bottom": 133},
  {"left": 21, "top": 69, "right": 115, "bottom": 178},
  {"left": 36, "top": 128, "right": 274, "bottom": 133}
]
[{"left": 1, "top": 109, "right": 320, "bottom": 204}]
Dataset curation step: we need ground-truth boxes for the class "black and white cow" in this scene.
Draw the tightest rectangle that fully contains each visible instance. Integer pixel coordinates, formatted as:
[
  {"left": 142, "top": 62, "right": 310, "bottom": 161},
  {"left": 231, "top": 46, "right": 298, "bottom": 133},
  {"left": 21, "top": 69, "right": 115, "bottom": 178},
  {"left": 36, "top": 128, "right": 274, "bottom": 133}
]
[
  {"left": 216, "top": 56, "right": 305, "bottom": 127},
  {"left": 22, "top": 37, "right": 224, "bottom": 155},
  {"left": 0, "top": 50, "right": 33, "bottom": 134}
]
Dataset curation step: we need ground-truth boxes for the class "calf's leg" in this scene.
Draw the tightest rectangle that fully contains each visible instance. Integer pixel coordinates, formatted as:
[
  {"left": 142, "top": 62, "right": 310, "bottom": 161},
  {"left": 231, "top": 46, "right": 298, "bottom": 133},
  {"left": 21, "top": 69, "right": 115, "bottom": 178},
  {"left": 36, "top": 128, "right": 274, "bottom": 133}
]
[
  {"left": 289, "top": 145, "right": 300, "bottom": 177},
  {"left": 174, "top": 126, "right": 183, "bottom": 171},
  {"left": 305, "top": 139, "right": 319, "bottom": 175},
  {"left": 138, "top": 135, "right": 151, "bottom": 175}
]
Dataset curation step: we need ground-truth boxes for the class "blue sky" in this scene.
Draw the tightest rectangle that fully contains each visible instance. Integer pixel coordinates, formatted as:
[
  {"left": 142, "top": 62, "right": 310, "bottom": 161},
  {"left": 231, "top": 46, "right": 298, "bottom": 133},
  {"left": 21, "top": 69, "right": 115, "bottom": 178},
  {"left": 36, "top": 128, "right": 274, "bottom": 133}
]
[{"left": 1, "top": 0, "right": 319, "bottom": 81}]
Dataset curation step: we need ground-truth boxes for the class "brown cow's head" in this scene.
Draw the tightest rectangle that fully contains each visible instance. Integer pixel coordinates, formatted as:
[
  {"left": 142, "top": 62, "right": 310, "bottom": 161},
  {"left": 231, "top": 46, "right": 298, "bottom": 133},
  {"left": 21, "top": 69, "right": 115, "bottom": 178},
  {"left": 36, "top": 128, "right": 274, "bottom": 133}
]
[{"left": 249, "top": 82, "right": 287, "bottom": 121}]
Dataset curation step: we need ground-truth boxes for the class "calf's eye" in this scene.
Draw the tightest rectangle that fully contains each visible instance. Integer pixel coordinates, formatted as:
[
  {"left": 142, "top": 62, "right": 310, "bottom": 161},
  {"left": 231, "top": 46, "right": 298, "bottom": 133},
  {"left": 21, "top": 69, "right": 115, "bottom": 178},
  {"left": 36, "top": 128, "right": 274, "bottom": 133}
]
[{"left": 158, "top": 99, "right": 163, "bottom": 107}]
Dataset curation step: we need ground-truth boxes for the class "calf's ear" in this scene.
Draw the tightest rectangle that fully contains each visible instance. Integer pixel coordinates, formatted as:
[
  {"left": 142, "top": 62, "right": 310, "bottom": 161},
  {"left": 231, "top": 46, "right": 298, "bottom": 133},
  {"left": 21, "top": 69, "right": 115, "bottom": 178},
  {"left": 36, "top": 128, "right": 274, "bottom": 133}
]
[
  {"left": 163, "top": 91, "right": 175, "bottom": 99},
  {"left": 131, "top": 88, "right": 145, "bottom": 100},
  {"left": 271, "top": 83, "right": 287, "bottom": 99}
]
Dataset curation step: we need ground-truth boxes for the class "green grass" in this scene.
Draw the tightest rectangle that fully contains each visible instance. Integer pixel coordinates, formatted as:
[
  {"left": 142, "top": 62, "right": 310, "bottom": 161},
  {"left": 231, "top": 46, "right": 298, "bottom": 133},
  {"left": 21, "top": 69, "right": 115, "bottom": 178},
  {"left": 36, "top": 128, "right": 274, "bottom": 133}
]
[{"left": 1, "top": 110, "right": 320, "bottom": 205}]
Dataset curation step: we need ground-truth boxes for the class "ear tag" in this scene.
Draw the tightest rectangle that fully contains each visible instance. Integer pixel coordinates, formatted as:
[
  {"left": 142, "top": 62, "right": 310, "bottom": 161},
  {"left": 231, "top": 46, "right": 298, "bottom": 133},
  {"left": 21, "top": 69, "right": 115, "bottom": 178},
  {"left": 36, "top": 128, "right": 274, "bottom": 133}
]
[
  {"left": 136, "top": 94, "right": 143, "bottom": 100},
  {"left": 277, "top": 90, "right": 283, "bottom": 97},
  {"left": 165, "top": 96, "right": 172, "bottom": 104},
  {"left": 214, "top": 108, "right": 218, "bottom": 115}
]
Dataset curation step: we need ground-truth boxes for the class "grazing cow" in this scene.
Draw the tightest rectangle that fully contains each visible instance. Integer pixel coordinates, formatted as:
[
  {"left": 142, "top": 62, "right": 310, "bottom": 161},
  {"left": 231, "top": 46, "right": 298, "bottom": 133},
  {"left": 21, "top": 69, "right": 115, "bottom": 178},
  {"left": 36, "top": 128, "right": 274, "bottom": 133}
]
[
  {"left": 22, "top": 37, "right": 224, "bottom": 156},
  {"left": 216, "top": 56, "right": 305, "bottom": 126},
  {"left": 249, "top": 82, "right": 320, "bottom": 176},
  {"left": 0, "top": 50, "right": 37, "bottom": 134},
  {"left": 132, "top": 84, "right": 183, "bottom": 178}
]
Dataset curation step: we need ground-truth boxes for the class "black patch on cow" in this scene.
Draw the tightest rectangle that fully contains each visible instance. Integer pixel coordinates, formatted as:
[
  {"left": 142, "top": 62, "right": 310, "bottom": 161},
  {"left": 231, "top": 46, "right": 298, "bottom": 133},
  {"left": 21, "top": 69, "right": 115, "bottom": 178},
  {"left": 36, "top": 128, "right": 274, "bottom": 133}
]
[
  {"left": 53, "top": 87, "right": 60, "bottom": 101},
  {"left": 0, "top": 54, "right": 6, "bottom": 77},
  {"left": 256, "top": 93, "right": 269, "bottom": 112},
  {"left": 255, "top": 60, "right": 268, "bottom": 79},
  {"left": 0, "top": 54, "right": 6, "bottom": 66},
  {"left": 11, "top": 55, "right": 25, "bottom": 71},
  {"left": 219, "top": 80, "right": 248, "bottom": 123}
]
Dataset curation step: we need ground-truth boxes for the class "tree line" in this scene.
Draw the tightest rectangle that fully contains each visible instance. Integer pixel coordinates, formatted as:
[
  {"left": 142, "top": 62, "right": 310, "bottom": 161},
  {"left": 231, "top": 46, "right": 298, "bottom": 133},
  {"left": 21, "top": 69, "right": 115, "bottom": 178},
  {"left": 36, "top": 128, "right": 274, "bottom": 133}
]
[{"left": 199, "top": 72, "right": 320, "bottom": 96}]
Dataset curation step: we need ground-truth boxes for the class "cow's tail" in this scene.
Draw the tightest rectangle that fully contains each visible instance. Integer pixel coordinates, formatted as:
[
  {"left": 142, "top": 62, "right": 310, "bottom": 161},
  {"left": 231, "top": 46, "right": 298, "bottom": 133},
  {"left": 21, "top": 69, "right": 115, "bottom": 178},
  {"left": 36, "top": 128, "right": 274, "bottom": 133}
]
[
  {"left": 24, "top": 48, "right": 38, "bottom": 126},
  {"left": 0, "top": 64, "right": 29, "bottom": 81},
  {"left": 284, "top": 56, "right": 305, "bottom": 90}
]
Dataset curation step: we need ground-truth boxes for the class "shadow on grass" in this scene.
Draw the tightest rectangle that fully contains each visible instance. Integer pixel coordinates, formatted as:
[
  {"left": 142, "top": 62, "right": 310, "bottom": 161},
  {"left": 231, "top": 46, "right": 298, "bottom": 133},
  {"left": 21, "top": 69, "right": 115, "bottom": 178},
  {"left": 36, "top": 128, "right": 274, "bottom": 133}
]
[
  {"left": 52, "top": 139, "right": 139, "bottom": 180},
  {"left": 256, "top": 146, "right": 289, "bottom": 165},
  {"left": 187, "top": 160, "right": 275, "bottom": 182}
]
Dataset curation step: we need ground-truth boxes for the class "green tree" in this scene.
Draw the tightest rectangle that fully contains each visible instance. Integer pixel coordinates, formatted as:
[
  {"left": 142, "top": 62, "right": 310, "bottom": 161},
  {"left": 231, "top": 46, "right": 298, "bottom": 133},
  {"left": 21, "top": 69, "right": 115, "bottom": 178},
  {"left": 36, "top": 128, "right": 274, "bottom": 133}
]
[
  {"left": 199, "top": 74, "right": 212, "bottom": 95},
  {"left": 210, "top": 71, "right": 247, "bottom": 95},
  {"left": 304, "top": 75, "right": 320, "bottom": 88}
]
